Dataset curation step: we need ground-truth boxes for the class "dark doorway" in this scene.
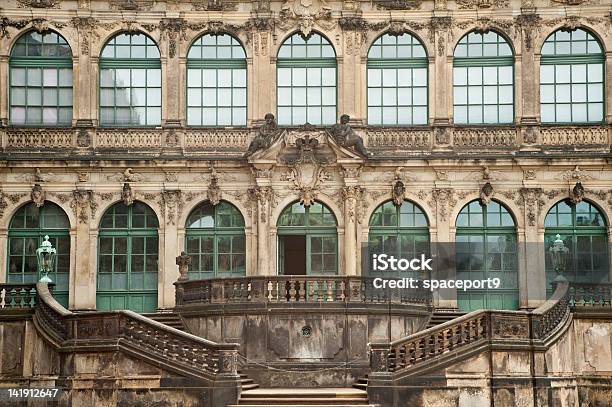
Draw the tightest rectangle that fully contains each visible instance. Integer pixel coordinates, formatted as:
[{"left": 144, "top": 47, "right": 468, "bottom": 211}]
[{"left": 280, "top": 235, "right": 306, "bottom": 275}]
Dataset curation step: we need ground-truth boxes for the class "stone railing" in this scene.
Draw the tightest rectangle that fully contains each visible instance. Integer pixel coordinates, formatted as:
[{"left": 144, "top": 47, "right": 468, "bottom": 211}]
[
  {"left": 569, "top": 282, "right": 612, "bottom": 308},
  {"left": 175, "top": 276, "right": 432, "bottom": 307},
  {"left": 0, "top": 283, "right": 37, "bottom": 309},
  {"left": 31, "top": 282, "right": 239, "bottom": 381},
  {"left": 540, "top": 126, "right": 608, "bottom": 146},
  {"left": 369, "top": 281, "right": 569, "bottom": 376},
  {"left": 531, "top": 281, "right": 570, "bottom": 339},
  {"left": 1, "top": 126, "right": 608, "bottom": 154}
]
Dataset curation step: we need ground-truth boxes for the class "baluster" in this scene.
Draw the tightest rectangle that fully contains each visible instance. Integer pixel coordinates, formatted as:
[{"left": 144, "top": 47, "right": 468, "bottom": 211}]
[
  {"left": 267, "top": 280, "right": 275, "bottom": 302},
  {"left": 317, "top": 280, "right": 325, "bottom": 301},
  {"left": 289, "top": 279, "right": 297, "bottom": 302},
  {"left": 326, "top": 280, "right": 334, "bottom": 302},
  {"left": 23, "top": 288, "right": 32, "bottom": 308},
  {"left": 0, "top": 288, "right": 5, "bottom": 308},
  {"left": 298, "top": 279, "right": 306, "bottom": 302},
  {"left": 308, "top": 280, "right": 315, "bottom": 301},
  {"left": 337, "top": 280, "right": 345, "bottom": 302},
  {"left": 10, "top": 288, "right": 19, "bottom": 308}
]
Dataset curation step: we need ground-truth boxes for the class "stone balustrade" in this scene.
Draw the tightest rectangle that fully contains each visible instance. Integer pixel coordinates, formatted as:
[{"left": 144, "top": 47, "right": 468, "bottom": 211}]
[
  {"left": 175, "top": 276, "right": 432, "bottom": 306},
  {"left": 569, "top": 282, "right": 612, "bottom": 308},
  {"left": 1, "top": 126, "right": 609, "bottom": 155},
  {"left": 0, "top": 284, "right": 37, "bottom": 309},
  {"left": 369, "top": 281, "right": 570, "bottom": 376},
  {"left": 32, "top": 282, "right": 239, "bottom": 380}
]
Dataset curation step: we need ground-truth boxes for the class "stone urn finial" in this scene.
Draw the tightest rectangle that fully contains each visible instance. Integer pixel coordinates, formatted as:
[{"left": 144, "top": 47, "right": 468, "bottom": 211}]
[{"left": 176, "top": 251, "right": 191, "bottom": 281}]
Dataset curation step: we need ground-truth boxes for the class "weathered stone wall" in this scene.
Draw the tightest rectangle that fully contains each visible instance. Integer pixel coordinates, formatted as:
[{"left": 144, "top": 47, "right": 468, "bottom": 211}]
[
  {"left": 180, "top": 303, "right": 429, "bottom": 387},
  {"left": 369, "top": 315, "right": 612, "bottom": 406}
]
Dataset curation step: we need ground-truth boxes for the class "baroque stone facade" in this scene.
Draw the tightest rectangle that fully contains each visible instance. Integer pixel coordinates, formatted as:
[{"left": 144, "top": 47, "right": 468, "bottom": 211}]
[{"left": 0, "top": 0, "right": 608, "bottom": 316}]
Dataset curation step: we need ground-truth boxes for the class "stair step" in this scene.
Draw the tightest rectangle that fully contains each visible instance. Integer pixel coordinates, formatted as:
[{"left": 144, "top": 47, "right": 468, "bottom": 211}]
[{"left": 238, "top": 400, "right": 369, "bottom": 405}]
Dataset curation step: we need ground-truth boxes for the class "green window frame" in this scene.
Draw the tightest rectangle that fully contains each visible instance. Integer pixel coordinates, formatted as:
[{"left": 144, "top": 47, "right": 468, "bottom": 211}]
[
  {"left": 185, "top": 201, "right": 246, "bottom": 279},
  {"left": 540, "top": 28, "right": 604, "bottom": 124},
  {"left": 277, "top": 201, "right": 338, "bottom": 275},
  {"left": 453, "top": 31, "right": 514, "bottom": 124},
  {"left": 99, "top": 33, "right": 161, "bottom": 127},
  {"left": 187, "top": 34, "right": 247, "bottom": 127},
  {"left": 8, "top": 202, "right": 70, "bottom": 306},
  {"left": 367, "top": 33, "right": 428, "bottom": 125},
  {"left": 456, "top": 200, "right": 518, "bottom": 311},
  {"left": 9, "top": 31, "right": 73, "bottom": 127},
  {"left": 277, "top": 33, "right": 336, "bottom": 126},
  {"left": 97, "top": 201, "right": 159, "bottom": 312},
  {"left": 544, "top": 200, "right": 608, "bottom": 286},
  {"left": 368, "top": 200, "right": 430, "bottom": 277}
]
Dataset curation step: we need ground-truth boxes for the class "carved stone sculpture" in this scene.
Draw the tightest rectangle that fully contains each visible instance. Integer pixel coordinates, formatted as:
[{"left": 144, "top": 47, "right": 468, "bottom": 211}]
[
  {"left": 392, "top": 180, "right": 406, "bottom": 207},
  {"left": 31, "top": 184, "right": 46, "bottom": 207},
  {"left": 480, "top": 182, "right": 494, "bottom": 205},
  {"left": 176, "top": 251, "right": 191, "bottom": 281},
  {"left": 122, "top": 183, "right": 134, "bottom": 206},
  {"left": 245, "top": 113, "right": 281, "bottom": 157},
  {"left": 329, "top": 114, "right": 370, "bottom": 157},
  {"left": 570, "top": 182, "right": 585, "bottom": 204},
  {"left": 207, "top": 167, "right": 222, "bottom": 206}
]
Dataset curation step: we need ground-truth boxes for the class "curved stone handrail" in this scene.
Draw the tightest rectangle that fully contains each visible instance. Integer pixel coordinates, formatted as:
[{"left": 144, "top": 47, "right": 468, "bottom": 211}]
[
  {"left": 175, "top": 275, "right": 432, "bottom": 306},
  {"left": 369, "top": 281, "right": 570, "bottom": 377}
]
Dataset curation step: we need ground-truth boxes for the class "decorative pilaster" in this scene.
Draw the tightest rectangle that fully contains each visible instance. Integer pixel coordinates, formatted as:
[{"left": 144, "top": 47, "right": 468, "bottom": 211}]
[
  {"left": 160, "top": 18, "right": 186, "bottom": 127},
  {"left": 516, "top": 13, "right": 541, "bottom": 128},
  {"left": 342, "top": 185, "right": 362, "bottom": 276},
  {"left": 430, "top": 16, "right": 452, "bottom": 127}
]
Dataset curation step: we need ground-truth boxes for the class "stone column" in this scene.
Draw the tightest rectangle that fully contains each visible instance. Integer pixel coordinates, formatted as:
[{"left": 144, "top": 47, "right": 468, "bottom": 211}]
[
  {"left": 0, "top": 55, "right": 8, "bottom": 125},
  {"left": 71, "top": 17, "right": 97, "bottom": 127},
  {"left": 432, "top": 186, "right": 456, "bottom": 309},
  {"left": 516, "top": 14, "right": 541, "bottom": 129},
  {"left": 431, "top": 16, "right": 452, "bottom": 126},
  {"left": 519, "top": 187, "right": 546, "bottom": 308},
  {"left": 252, "top": 167, "right": 274, "bottom": 275},
  {"left": 251, "top": 18, "right": 274, "bottom": 123},
  {"left": 72, "top": 191, "right": 95, "bottom": 310},
  {"left": 159, "top": 190, "right": 181, "bottom": 309},
  {"left": 160, "top": 18, "right": 184, "bottom": 128},
  {"left": 342, "top": 184, "right": 362, "bottom": 276}
]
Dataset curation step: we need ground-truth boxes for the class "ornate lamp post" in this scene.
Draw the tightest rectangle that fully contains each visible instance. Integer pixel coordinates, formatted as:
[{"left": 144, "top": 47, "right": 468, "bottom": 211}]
[
  {"left": 36, "top": 235, "right": 57, "bottom": 283},
  {"left": 549, "top": 234, "right": 569, "bottom": 282}
]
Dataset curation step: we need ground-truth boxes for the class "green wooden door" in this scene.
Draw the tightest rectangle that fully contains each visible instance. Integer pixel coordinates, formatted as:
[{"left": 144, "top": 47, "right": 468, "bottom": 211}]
[
  {"left": 456, "top": 201, "right": 518, "bottom": 311},
  {"left": 97, "top": 202, "right": 159, "bottom": 312}
]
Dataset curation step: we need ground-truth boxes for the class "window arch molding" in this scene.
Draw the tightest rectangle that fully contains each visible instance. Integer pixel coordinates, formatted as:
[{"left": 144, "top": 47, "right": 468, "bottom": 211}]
[
  {"left": 186, "top": 32, "right": 247, "bottom": 127},
  {"left": 452, "top": 29, "right": 515, "bottom": 125},
  {"left": 450, "top": 195, "right": 521, "bottom": 230},
  {"left": 184, "top": 200, "right": 247, "bottom": 279},
  {"left": 276, "top": 31, "right": 337, "bottom": 126},
  {"left": 98, "top": 31, "right": 162, "bottom": 127},
  {"left": 535, "top": 24, "right": 607, "bottom": 56},
  {"left": 366, "top": 31, "right": 429, "bottom": 126},
  {"left": 365, "top": 29, "right": 431, "bottom": 58},
  {"left": 9, "top": 29, "right": 74, "bottom": 127},
  {"left": 451, "top": 28, "right": 516, "bottom": 56},
  {"left": 273, "top": 30, "right": 337, "bottom": 59}
]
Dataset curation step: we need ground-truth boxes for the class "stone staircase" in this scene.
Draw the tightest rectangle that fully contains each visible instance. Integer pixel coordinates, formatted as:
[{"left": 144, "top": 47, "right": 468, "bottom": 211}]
[
  {"left": 229, "top": 388, "right": 379, "bottom": 406},
  {"left": 427, "top": 310, "right": 466, "bottom": 328},
  {"left": 141, "top": 312, "right": 185, "bottom": 331}
]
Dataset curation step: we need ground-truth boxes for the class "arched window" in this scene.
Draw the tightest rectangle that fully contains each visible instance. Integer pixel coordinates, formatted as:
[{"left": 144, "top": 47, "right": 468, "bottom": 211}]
[
  {"left": 368, "top": 200, "right": 429, "bottom": 276},
  {"left": 187, "top": 34, "right": 246, "bottom": 126},
  {"left": 540, "top": 29, "right": 604, "bottom": 123},
  {"left": 367, "top": 33, "right": 428, "bottom": 125},
  {"left": 277, "top": 201, "right": 337, "bottom": 275},
  {"left": 544, "top": 200, "right": 608, "bottom": 285},
  {"left": 8, "top": 202, "right": 70, "bottom": 306},
  {"left": 453, "top": 31, "right": 514, "bottom": 124},
  {"left": 277, "top": 33, "right": 336, "bottom": 126},
  {"left": 185, "top": 201, "right": 246, "bottom": 279},
  {"left": 456, "top": 200, "right": 518, "bottom": 311},
  {"left": 99, "top": 33, "right": 161, "bottom": 126},
  {"left": 97, "top": 201, "right": 159, "bottom": 312},
  {"left": 10, "top": 31, "right": 72, "bottom": 126}
]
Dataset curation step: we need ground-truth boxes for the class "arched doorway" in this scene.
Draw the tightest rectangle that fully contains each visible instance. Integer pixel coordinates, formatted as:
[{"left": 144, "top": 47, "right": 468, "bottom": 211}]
[
  {"left": 97, "top": 201, "right": 159, "bottom": 312},
  {"left": 455, "top": 200, "right": 518, "bottom": 311},
  {"left": 277, "top": 201, "right": 337, "bottom": 275}
]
